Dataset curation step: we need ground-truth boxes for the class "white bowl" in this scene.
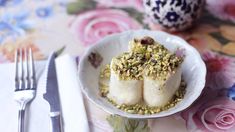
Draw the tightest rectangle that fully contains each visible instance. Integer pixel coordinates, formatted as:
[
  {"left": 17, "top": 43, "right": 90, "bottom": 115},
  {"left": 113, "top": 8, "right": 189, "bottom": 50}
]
[{"left": 78, "top": 30, "right": 206, "bottom": 119}]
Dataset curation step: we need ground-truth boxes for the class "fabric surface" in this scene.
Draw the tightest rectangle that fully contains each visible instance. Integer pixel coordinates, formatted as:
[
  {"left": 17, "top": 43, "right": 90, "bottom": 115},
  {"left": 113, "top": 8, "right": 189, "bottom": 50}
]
[
  {"left": 0, "top": 61, "right": 49, "bottom": 132},
  {"left": 0, "top": 55, "right": 89, "bottom": 132},
  {"left": 1, "top": 0, "right": 235, "bottom": 132}
]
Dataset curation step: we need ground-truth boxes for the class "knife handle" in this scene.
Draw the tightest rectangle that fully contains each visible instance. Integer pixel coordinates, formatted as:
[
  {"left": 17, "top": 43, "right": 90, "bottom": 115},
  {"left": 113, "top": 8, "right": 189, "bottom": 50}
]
[{"left": 50, "top": 112, "right": 63, "bottom": 132}]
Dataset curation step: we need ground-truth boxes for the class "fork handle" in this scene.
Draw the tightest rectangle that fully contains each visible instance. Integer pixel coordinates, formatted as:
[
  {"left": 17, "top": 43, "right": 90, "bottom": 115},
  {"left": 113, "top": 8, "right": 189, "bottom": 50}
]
[
  {"left": 18, "top": 109, "right": 25, "bottom": 132},
  {"left": 50, "top": 112, "right": 63, "bottom": 132}
]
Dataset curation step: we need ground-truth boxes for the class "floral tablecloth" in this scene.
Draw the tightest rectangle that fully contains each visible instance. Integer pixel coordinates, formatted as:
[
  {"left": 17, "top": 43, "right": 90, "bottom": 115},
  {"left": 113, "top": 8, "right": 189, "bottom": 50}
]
[{"left": 1, "top": 0, "right": 235, "bottom": 132}]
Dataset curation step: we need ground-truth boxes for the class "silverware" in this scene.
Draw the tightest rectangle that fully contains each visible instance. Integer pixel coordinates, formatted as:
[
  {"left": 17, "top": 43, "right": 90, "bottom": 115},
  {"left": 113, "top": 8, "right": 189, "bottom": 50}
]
[
  {"left": 14, "top": 48, "right": 36, "bottom": 132},
  {"left": 43, "top": 52, "right": 63, "bottom": 132}
]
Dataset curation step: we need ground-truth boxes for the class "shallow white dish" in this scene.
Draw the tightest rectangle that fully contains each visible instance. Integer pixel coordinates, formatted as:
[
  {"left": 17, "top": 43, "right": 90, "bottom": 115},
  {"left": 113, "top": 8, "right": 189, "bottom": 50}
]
[{"left": 78, "top": 30, "right": 206, "bottom": 119}]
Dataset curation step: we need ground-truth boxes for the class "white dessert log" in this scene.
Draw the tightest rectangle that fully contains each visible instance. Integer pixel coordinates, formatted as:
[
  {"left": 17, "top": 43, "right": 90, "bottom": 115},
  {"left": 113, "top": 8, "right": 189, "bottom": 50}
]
[
  {"left": 108, "top": 68, "right": 143, "bottom": 105},
  {"left": 142, "top": 42, "right": 183, "bottom": 107},
  {"left": 143, "top": 67, "right": 182, "bottom": 107},
  {"left": 108, "top": 53, "right": 144, "bottom": 105},
  {"left": 127, "top": 37, "right": 183, "bottom": 107}
]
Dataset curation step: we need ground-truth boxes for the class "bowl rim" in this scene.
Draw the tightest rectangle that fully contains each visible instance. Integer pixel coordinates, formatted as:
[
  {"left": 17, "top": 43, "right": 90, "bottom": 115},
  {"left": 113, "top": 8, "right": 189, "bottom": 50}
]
[{"left": 78, "top": 29, "right": 206, "bottom": 119}]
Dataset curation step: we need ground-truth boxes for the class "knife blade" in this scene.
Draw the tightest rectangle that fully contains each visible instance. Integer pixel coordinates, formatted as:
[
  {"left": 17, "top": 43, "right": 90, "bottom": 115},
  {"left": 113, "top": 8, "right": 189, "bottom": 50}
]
[{"left": 43, "top": 52, "right": 63, "bottom": 132}]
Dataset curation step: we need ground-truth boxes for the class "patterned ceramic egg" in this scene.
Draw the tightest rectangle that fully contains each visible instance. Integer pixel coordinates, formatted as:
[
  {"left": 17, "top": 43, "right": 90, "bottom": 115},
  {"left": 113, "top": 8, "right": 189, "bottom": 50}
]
[{"left": 144, "top": 0, "right": 205, "bottom": 31}]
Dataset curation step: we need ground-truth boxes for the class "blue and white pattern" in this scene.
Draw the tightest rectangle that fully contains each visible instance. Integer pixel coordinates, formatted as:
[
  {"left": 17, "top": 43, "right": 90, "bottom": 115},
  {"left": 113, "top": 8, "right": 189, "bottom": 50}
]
[
  {"left": 0, "top": 11, "right": 33, "bottom": 44},
  {"left": 0, "top": 0, "right": 68, "bottom": 44},
  {"left": 144, "top": 0, "right": 204, "bottom": 31},
  {"left": 0, "top": 0, "right": 23, "bottom": 7},
  {"left": 36, "top": 6, "right": 53, "bottom": 18},
  {"left": 228, "top": 84, "right": 235, "bottom": 100}
]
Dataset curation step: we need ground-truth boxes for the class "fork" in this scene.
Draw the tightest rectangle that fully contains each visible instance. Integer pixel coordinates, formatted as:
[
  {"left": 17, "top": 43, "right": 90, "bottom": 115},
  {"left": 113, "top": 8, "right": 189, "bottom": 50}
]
[{"left": 14, "top": 48, "right": 36, "bottom": 132}]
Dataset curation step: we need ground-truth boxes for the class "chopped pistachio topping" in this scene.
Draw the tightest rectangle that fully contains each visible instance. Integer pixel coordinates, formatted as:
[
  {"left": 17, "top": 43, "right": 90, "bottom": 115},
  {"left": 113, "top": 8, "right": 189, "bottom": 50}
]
[
  {"left": 111, "top": 52, "right": 145, "bottom": 80},
  {"left": 129, "top": 38, "right": 163, "bottom": 59},
  {"left": 145, "top": 50, "right": 183, "bottom": 80},
  {"left": 100, "top": 64, "right": 111, "bottom": 79},
  {"left": 114, "top": 36, "right": 183, "bottom": 81},
  {"left": 99, "top": 64, "right": 110, "bottom": 97},
  {"left": 99, "top": 82, "right": 109, "bottom": 97}
]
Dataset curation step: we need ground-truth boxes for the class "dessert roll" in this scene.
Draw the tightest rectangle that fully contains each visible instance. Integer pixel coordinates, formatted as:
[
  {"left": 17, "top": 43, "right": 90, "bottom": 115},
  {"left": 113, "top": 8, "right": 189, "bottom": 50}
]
[
  {"left": 144, "top": 68, "right": 182, "bottom": 107},
  {"left": 108, "top": 52, "right": 144, "bottom": 105},
  {"left": 143, "top": 50, "right": 183, "bottom": 107}
]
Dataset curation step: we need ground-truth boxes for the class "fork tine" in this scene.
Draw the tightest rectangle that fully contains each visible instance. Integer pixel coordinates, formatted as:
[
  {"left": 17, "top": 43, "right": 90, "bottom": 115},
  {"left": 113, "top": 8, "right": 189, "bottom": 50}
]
[
  {"left": 14, "top": 49, "right": 37, "bottom": 132},
  {"left": 24, "top": 48, "right": 29, "bottom": 89},
  {"left": 19, "top": 49, "right": 24, "bottom": 90},
  {"left": 29, "top": 48, "right": 36, "bottom": 89},
  {"left": 15, "top": 50, "right": 19, "bottom": 91}
]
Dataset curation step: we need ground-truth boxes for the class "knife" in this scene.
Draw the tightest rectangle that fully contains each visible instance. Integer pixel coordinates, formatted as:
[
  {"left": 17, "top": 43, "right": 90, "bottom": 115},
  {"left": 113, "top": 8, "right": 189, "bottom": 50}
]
[{"left": 43, "top": 52, "right": 63, "bottom": 132}]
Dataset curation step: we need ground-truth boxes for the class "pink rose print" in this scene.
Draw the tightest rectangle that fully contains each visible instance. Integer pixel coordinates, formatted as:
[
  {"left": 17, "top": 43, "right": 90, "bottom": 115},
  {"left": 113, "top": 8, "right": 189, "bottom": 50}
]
[
  {"left": 206, "top": 0, "right": 235, "bottom": 23},
  {"left": 70, "top": 9, "right": 142, "bottom": 46},
  {"left": 94, "top": 0, "right": 144, "bottom": 12},
  {"left": 202, "top": 51, "right": 235, "bottom": 89},
  {"left": 181, "top": 97, "right": 235, "bottom": 132}
]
